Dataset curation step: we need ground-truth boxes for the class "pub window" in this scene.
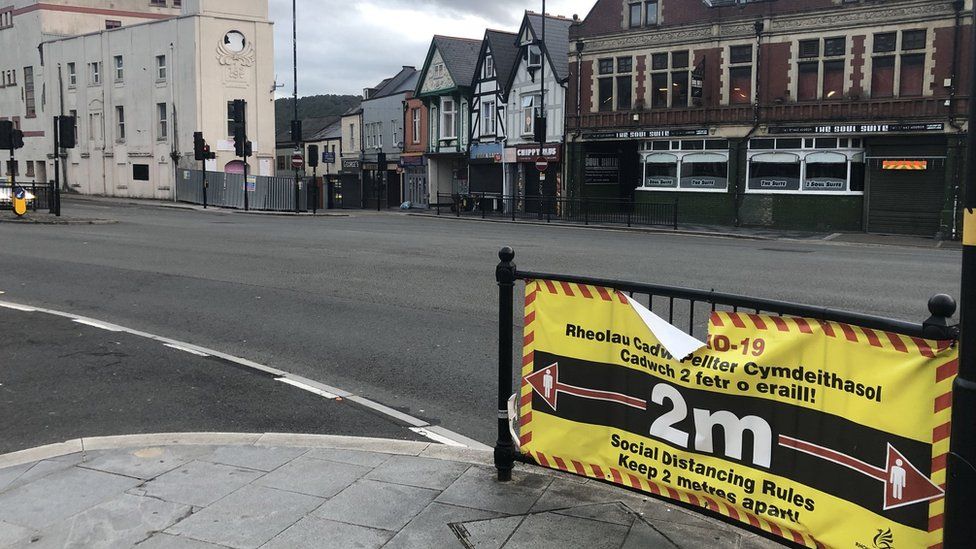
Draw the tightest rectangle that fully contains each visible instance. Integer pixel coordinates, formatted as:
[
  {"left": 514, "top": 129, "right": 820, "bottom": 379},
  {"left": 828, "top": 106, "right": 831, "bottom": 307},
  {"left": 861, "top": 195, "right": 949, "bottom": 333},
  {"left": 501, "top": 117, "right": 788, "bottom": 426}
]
[
  {"left": 651, "top": 53, "right": 668, "bottom": 70},
  {"left": 672, "top": 51, "right": 689, "bottom": 69},
  {"left": 629, "top": 2, "right": 642, "bottom": 28},
  {"left": 902, "top": 29, "right": 926, "bottom": 51},
  {"left": 645, "top": 0, "right": 658, "bottom": 26},
  {"left": 803, "top": 152, "right": 847, "bottom": 192},
  {"left": 598, "top": 58, "right": 613, "bottom": 75},
  {"left": 680, "top": 153, "right": 729, "bottom": 191},
  {"left": 651, "top": 73, "right": 668, "bottom": 107},
  {"left": 598, "top": 57, "right": 633, "bottom": 111},
  {"left": 672, "top": 71, "right": 689, "bottom": 107},
  {"left": 617, "top": 75, "right": 633, "bottom": 110},
  {"left": 873, "top": 32, "right": 896, "bottom": 53},
  {"left": 823, "top": 37, "right": 846, "bottom": 57},
  {"left": 642, "top": 153, "right": 678, "bottom": 189},
  {"left": 871, "top": 56, "right": 895, "bottom": 98},
  {"left": 598, "top": 77, "right": 614, "bottom": 111},
  {"left": 728, "top": 45, "right": 752, "bottom": 105},
  {"left": 617, "top": 57, "right": 632, "bottom": 73},
  {"left": 899, "top": 54, "right": 924, "bottom": 96},
  {"left": 748, "top": 153, "right": 801, "bottom": 192}
]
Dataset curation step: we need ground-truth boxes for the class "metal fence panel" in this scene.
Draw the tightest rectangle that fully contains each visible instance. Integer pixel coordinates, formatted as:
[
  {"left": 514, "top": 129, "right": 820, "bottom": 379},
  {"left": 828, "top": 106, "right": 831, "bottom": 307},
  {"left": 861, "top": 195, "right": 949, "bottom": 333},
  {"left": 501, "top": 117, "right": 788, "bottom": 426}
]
[
  {"left": 437, "top": 193, "right": 678, "bottom": 229},
  {"left": 177, "top": 169, "right": 307, "bottom": 211}
]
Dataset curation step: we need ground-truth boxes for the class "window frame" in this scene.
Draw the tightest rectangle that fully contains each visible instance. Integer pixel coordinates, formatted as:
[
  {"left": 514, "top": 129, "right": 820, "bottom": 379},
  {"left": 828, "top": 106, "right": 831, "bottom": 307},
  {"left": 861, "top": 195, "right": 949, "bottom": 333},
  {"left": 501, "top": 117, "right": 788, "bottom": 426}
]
[
  {"left": 67, "top": 62, "right": 77, "bottom": 87},
  {"left": 115, "top": 105, "right": 125, "bottom": 142},
  {"left": 89, "top": 62, "right": 101, "bottom": 86},
  {"left": 411, "top": 108, "right": 421, "bottom": 144},
  {"left": 440, "top": 98, "right": 457, "bottom": 140},
  {"left": 156, "top": 55, "right": 167, "bottom": 81},
  {"left": 157, "top": 102, "right": 168, "bottom": 140},
  {"left": 113, "top": 55, "right": 123, "bottom": 82}
]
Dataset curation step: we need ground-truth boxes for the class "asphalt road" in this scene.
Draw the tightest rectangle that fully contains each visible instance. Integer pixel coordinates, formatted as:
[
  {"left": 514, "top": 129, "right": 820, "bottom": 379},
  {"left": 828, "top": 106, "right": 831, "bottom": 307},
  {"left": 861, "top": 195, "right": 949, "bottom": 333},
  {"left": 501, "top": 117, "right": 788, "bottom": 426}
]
[
  {"left": 0, "top": 199, "right": 961, "bottom": 445},
  {"left": 0, "top": 306, "right": 423, "bottom": 454}
]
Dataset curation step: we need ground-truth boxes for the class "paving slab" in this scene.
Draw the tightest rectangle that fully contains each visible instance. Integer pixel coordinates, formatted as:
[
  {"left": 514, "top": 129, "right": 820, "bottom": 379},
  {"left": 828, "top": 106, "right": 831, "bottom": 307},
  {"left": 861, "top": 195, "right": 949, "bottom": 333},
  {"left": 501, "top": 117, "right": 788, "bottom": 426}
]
[
  {"left": 133, "top": 533, "right": 227, "bottom": 548},
  {"left": 77, "top": 445, "right": 214, "bottom": 480},
  {"left": 529, "top": 476, "right": 648, "bottom": 514},
  {"left": 0, "top": 466, "right": 140, "bottom": 530},
  {"left": 384, "top": 502, "right": 505, "bottom": 549},
  {"left": 435, "top": 465, "right": 552, "bottom": 515},
  {"left": 449, "top": 515, "right": 524, "bottom": 549},
  {"left": 365, "top": 454, "right": 470, "bottom": 491},
  {"left": 165, "top": 484, "right": 323, "bottom": 549},
  {"left": 313, "top": 479, "right": 439, "bottom": 532},
  {"left": 620, "top": 518, "right": 680, "bottom": 548},
  {"left": 131, "top": 460, "right": 263, "bottom": 507},
  {"left": 0, "top": 460, "right": 77, "bottom": 494},
  {"left": 202, "top": 445, "right": 308, "bottom": 472},
  {"left": 254, "top": 456, "right": 371, "bottom": 498},
  {"left": 262, "top": 517, "right": 392, "bottom": 549},
  {"left": 0, "top": 521, "right": 36, "bottom": 549},
  {"left": 503, "top": 510, "right": 632, "bottom": 549},
  {"left": 18, "top": 492, "right": 191, "bottom": 549},
  {"left": 553, "top": 501, "right": 639, "bottom": 527},
  {"left": 303, "top": 447, "right": 392, "bottom": 468}
]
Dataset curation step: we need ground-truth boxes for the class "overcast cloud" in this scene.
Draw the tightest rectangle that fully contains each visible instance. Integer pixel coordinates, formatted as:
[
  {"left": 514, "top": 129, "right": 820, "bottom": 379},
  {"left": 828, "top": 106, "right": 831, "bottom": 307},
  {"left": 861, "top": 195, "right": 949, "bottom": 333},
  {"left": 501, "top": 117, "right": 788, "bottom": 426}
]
[{"left": 268, "top": 0, "right": 595, "bottom": 98}]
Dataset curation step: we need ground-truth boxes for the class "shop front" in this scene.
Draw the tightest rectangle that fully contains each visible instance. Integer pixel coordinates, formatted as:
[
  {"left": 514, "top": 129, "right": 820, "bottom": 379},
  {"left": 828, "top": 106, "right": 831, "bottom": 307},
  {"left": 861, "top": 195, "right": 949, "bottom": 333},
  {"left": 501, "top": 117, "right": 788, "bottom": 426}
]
[
  {"left": 513, "top": 143, "right": 562, "bottom": 214},
  {"left": 401, "top": 154, "right": 428, "bottom": 208},
  {"left": 469, "top": 143, "right": 504, "bottom": 195},
  {"left": 337, "top": 159, "right": 362, "bottom": 209}
]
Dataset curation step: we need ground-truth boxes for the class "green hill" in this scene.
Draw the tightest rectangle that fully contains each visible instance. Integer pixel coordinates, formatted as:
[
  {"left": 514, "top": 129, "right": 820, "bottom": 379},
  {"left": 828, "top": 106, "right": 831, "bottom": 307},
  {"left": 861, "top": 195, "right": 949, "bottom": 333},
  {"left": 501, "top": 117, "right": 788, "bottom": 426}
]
[{"left": 275, "top": 95, "right": 361, "bottom": 131}]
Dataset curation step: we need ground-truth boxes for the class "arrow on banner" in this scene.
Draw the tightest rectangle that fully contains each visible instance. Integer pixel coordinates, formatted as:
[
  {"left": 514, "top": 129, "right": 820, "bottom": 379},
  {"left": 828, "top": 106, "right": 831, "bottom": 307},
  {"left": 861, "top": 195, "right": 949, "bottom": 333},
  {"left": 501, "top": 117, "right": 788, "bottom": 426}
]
[
  {"left": 524, "top": 363, "right": 647, "bottom": 412},
  {"left": 779, "top": 435, "right": 944, "bottom": 511}
]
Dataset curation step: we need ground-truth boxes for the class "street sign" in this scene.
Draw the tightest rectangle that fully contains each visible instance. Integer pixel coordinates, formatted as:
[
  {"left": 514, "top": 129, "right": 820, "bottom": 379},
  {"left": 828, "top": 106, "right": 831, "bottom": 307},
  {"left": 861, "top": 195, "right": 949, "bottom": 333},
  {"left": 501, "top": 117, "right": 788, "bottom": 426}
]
[
  {"left": 292, "top": 154, "right": 304, "bottom": 170},
  {"left": 323, "top": 152, "right": 336, "bottom": 164},
  {"left": 535, "top": 157, "right": 548, "bottom": 173}
]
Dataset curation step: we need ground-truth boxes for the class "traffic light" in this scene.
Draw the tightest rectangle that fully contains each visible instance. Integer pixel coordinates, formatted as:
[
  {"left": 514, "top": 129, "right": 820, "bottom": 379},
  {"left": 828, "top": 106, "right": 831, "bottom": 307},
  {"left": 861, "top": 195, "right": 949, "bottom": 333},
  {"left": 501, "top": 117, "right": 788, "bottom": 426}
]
[
  {"left": 232, "top": 99, "right": 247, "bottom": 158},
  {"left": 203, "top": 144, "right": 215, "bottom": 160},
  {"left": 244, "top": 141, "right": 252, "bottom": 158},
  {"left": 58, "top": 116, "right": 77, "bottom": 149},
  {"left": 0, "top": 120, "right": 11, "bottom": 149},
  {"left": 232, "top": 100, "right": 246, "bottom": 126},
  {"left": 377, "top": 151, "right": 386, "bottom": 170},
  {"left": 291, "top": 120, "right": 302, "bottom": 143},
  {"left": 193, "top": 131, "right": 206, "bottom": 161},
  {"left": 307, "top": 144, "right": 319, "bottom": 168},
  {"left": 234, "top": 127, "right": 246, "bottom": 157},
  {"left": 11, "top": 129, "right": 23, "bottom": 150},
  {"left": 533, "top": 115, "right": 547, "bottom": 144}
]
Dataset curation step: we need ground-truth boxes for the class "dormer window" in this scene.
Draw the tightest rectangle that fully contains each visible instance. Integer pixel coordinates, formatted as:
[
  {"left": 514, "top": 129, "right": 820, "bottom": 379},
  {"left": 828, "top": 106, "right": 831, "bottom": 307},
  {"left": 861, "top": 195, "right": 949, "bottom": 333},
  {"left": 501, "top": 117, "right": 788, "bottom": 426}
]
[
  {"left": 528, "top": 46, "right": 542, "bottom": 68},
  {"left": 485, "top": 55, "right": 494, "bottom": 79},
  {"left": 629, "top": 1, "right": 659, "bottom": 28}
]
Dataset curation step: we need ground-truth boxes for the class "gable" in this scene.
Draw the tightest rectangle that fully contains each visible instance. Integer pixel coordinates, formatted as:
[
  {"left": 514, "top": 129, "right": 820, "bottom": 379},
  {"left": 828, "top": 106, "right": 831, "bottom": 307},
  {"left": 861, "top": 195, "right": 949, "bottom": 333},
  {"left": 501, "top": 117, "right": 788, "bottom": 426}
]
[{"left": 421, "top": 49, "right": 456, "bottom": 94}]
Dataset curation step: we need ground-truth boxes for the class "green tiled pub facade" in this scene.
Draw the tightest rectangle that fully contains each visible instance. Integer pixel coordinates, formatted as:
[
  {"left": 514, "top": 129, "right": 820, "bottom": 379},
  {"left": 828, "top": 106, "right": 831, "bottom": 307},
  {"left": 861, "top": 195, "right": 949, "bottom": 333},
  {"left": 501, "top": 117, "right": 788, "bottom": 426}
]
[{"left": 565, "top": 130, "right": 964, "bottom": 236}]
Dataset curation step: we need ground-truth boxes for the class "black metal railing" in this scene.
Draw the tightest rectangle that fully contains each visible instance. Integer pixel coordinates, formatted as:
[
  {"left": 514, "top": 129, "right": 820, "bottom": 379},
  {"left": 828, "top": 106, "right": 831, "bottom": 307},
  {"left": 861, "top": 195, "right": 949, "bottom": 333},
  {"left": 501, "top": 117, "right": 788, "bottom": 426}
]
[
  {"left": 437, "top": 193, "right": 678, "bottom": 230},
  {"left": 0, "top": 182, "right": 61, "bottom": 216},
  {"left": 493, "top": 246, "right": 960, "bottom": 522}
]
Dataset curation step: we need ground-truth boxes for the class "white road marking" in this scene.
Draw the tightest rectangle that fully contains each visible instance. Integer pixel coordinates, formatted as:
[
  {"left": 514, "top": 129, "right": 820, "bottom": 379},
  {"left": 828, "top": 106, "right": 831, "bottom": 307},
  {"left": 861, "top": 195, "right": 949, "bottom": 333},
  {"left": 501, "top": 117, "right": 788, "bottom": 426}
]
[
  {"left": 0, "top": 302, "right": 35, "bottom": 312},
  {"left": 72, "top": 318, "right": 124, "bottom": 332},
  {"left": 410, "top": 427, "right": 467, "bottom": 447},
  {"left": 0, "top": 299, "right": 480, "bottom": 448},
  {"left": 276, "top": 377, "right": 340, "bottom": 399},
  {"left": 163, "top": 343, "right": 210, "bottom": 357}
]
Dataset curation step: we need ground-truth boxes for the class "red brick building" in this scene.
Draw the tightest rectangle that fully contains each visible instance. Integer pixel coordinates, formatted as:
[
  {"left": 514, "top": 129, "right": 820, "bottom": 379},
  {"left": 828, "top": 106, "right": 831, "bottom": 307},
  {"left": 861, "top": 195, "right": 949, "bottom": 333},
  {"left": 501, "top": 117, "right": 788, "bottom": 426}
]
[
  {"left": 402, "top": 94, "right": 430, "bottom": 206},
  {"left": 566, "top": 0, "right": 971, "bottom": 237}
]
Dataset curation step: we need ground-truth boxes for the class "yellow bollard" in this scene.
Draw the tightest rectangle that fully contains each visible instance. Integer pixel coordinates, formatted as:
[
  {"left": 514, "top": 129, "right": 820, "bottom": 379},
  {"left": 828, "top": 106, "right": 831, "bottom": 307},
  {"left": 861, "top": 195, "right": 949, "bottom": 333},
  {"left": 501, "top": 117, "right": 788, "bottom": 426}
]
[{"left": 12, "top": 186, "right": 27, "bottom": 217}]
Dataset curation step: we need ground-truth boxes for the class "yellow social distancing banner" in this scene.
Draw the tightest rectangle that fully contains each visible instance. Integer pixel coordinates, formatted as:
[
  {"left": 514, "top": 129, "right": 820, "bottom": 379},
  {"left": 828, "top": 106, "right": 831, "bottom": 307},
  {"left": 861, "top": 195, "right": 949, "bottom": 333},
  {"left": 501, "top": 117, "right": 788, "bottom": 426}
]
[{"left": 518, "top": 279, "right": 957, "bottom": 549}]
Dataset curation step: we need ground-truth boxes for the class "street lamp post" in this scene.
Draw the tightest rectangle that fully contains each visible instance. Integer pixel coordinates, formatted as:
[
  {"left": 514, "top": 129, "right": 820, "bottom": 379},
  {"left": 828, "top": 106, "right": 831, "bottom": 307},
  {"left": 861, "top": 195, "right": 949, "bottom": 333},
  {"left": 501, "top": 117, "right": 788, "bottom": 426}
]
[{"left": 292, "top": 0, "right": 300, "bottom": 213}]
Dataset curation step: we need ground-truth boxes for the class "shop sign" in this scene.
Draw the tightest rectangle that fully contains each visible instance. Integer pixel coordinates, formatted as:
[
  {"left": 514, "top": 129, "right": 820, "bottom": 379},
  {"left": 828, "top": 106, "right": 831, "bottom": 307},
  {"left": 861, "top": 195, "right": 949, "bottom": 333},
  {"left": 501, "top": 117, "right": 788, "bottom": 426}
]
[
  {"left": 759, "top": 179, "right": 788, "bottom": 189},
  {"left": 341, "top": 159, "right": 361, "bottom": 173},
  {"left": 399, "top": 155, "right": 425, "bottom": 168},
  {"left": 322, "top": 152, "right": 336, "bottom": 164},
  {"left": 471, "top": 142, "right": 504, "bottom": 162},
  {"left": 516, "top": 144, "right": 562, "bottom": 162},
  {"left": 769, "top": 123, "right": 945, "bottom": 135},
  {"left": 689, "top": 178, "right": 717, "bottom": 188},
  {"left": 804, "top": 179, "right": 845, "bottom": 191},
  {"left": 584, "top": 128, "right": 709, "bottom": 140},
  {"left": 644, "top": 178, "right": 675, "bottom": 188},
  {"left": 585, "top": 153, "right": 619, "bottom": 186}
]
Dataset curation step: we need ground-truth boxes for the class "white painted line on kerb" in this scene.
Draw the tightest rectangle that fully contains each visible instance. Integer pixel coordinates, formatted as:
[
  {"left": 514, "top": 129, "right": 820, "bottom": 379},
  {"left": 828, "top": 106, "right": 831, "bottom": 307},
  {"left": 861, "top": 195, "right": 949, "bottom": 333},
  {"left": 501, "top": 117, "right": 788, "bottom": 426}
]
[
  {"left": 72, "top": 319, "right": 124, "bottom": 332},
  {"left": 164, "top": 343, "right": 210, "bottom": 357},
  {"left": 0, "top": 302, "right": 36, "bottom": 312},
  {"left": 410, "top": 427, "right": 467, "bottom": 447},
  {"left": 276, "top": 377, "right": 340, "bottom": 400},
  {"left": 0, "top": 299, "right": 482, "bottom": 449}
]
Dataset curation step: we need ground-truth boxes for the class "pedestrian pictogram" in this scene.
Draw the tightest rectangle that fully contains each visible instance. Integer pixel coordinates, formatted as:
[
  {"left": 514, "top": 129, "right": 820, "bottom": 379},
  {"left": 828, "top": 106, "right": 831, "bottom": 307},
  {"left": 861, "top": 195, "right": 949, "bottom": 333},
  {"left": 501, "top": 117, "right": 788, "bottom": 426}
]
[
  {"left": 524, "top": 362, "right": 648, "bottom": 411},
  {"left": 778, "top": 436, "right": 944, "bottom": 511}
]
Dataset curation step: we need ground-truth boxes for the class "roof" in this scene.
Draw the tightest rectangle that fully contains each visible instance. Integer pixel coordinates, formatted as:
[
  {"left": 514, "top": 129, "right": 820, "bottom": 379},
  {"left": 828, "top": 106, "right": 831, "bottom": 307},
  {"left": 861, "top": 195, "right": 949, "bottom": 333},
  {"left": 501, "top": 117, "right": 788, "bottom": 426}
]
[
  {"left": 431, "top": 35, "right": 483, "bottom": 90},
  {"left": 275, "top": 116, "right": 339, "bottom": 145},
  {"left": 368, "top": 67, "right": 420, "bottom": 101},
  {"left": 483, "top": 30, "right": 520, "bottom": 96},
  {"left": 525, "top": 13, "right": 573, "bottom": 82},
  {"left": 309, "top": 119, "right": 342, "bottom": 142}
]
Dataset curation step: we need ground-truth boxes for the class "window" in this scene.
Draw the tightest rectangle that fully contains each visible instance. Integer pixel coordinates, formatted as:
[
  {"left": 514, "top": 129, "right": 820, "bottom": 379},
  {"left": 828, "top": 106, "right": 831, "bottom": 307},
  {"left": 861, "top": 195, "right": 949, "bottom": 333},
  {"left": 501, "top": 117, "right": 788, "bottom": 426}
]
[
  {"left": 482, "top": 100, "right": 496, "bottom": 136},
  {"left": 645, "top": 0, "right": 658, "bottom": 26},
  {"left": 803, "top": 152, "right": 847, "bottom": 191},
  {"left": 672, "top": 51, "right": 688, "bottom": 69},
  {"left": 89, "top": 62, "right": 100, "bottom": 85},
  {"left": 745, "top": 139, "right": 864, "bottom": 194},
  {"left": 133, "top": 164, "right": 149, "bottom": 181},
  {"left": 150, "top": 0, "right": 166, "bottom": 6},
  {"left": 680, "top": 153, "right": 729, "bottom": 190},
  {"left": 629, "top": 2, "right": 642, "bottom": 28},
  {"left": 157, "top": 103, "right": 167, "bottom": 139},
  {"left": 69, "top": 109, "right": 78, "bottom": 141},
  {"left": 378, "top": 122, "right": 383, "bottom": 148},
  {"left": 597, "top": 56, "right": 633, "bottom": 111},
  {"left": 114, "top": 55, "right": 123, "bottom": 81},
  {"left": 822, "top": 60, "right": 844, "bottom": 100},
  {"left": 671, "top": 71, "right": 688, "bottom": 107},
  {"left": 227, "top": 102, "right": 236, "bottom": 136},
  {"left": 521, "top": 95, "right": 538, "bottom": 135},
  {"left": 528, "top": 46, "right": 542, "bottom": 68},
  {"left": 115, "top": 106, "right": 125, "bottom": 141},
  {"left": 797, "top": 62, "right": 818, "bottom": 101},
  {"left": 598, "top": 58, "right": 613, "bottom": 75},
  {"left": 874, "top": 32, "right": 896, "bottom": 53},
  {"left": 798, "top": 40, "right": 819, "bottom": 59},
  {"left": 0, "top": 9, "right": 13, "bottom": 29},
  {"left": 67, "top": 63, "right": 76, "bottom": 87},
  {"left": 156, "top": 55, "right": 166, "bottom": 80},
  {"left": 902, "top": 29, "right": 926, "bottom": 51},
  {"left": 277, "top": 156, "right": 286, "bottom": 170},
  {"left": 617, "top": 57, "right": 632, "bottom": 73},
  {"left": 89, "top": 111, "right": 102, "bottom": 141},
  {"left": 728, "top": 46, "right": 752, "bottom": 105},
  {"left": 441, "top": 98, "right": 456, "bottom": 139},
  {"left": 23, "top": 66, "right": 35, "bottom": 118},
  {"left": 598, "top": 76, "right": 613, "bottom": 112},
  {"left": 823, "top": 37, "right": 846, "bottom": 57},
  {"left": 651, "top": 72, "right": 668, "bottom": 107},
  {"left": 899, "top": 54, "right": 924, "bottom": 96},
  {"left": 25, "top": 161, "right": 34, "bottom": 178},
  {"left": 412, "top": 108, "right": 420, "bottom": 143},
  {"left": 105, "top": 20, "right": 121, "bottom": 29},
  {"left": 643, "top": 154, "right": 677, "bottom": 188},
  {"left": 651, "top": 53, "right": 668, "bottom": 70},
  {"left": 748, "top": 153, "right": 801, "bottom": 191},
  {"left": 484, "top": 56, "right": 494, "bottom": 79},
  {"left": 617, "top": 75, "right": 632, "bottom": 110}
]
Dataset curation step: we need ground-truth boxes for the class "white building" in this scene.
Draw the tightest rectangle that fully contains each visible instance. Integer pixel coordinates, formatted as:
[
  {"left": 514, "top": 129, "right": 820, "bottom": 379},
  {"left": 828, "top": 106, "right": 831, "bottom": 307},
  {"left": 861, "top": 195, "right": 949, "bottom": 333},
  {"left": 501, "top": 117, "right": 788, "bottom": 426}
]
[{"left": 0, "top": 0, "right": 275, "bottom": 199}]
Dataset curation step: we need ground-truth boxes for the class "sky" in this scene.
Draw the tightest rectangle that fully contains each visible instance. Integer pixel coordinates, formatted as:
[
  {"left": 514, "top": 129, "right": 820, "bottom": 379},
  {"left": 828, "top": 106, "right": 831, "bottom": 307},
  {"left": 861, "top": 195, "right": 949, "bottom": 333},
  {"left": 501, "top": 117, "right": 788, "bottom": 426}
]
[{"left": 267, "top": 0, "right": 596, "bottom": 98}]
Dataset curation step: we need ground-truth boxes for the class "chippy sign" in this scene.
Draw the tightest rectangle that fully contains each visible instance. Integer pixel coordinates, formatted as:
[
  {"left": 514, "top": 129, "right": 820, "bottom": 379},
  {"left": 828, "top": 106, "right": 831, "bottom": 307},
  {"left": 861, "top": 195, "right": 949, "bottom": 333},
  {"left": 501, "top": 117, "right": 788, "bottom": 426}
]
[{"left": 518, "top": 279, "right": 956, "bottom": 548}]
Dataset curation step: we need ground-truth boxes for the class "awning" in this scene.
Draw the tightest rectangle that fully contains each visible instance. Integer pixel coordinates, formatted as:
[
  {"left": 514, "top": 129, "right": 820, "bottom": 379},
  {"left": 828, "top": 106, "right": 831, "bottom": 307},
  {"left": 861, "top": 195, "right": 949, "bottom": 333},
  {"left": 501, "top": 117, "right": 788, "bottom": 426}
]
[
  {"left": 643, "top": 153, "right": 678, "bottom": 164},
  {"left": 750, "top": 152, "right": 800, "bottom": 164}
]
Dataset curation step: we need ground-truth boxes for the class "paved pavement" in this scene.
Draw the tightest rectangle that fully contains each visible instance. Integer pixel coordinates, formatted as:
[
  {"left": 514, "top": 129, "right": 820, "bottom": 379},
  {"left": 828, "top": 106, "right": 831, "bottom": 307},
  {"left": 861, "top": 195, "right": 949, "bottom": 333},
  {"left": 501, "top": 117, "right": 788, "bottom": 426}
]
[
  {"left": 0, "top": 197, "right": 961, "bottom": 445},
  {"left": 0, "top": 434, "right": 785, "bottom": 549},
  {"left": 0, "top": 306, "right": 426, "bottom": 455}
]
